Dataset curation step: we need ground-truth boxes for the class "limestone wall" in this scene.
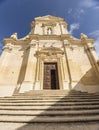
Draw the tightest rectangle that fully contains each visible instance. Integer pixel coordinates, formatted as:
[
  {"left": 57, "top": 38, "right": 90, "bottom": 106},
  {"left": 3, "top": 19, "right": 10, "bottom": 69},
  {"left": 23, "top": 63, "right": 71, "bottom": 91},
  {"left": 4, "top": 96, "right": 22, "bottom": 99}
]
[
  {"left": 0, "top": 45, "right": 24, "bottom": 96},
  {"left": 64, "top": 41, "right": 99, "bottom": 92},
  {"left": 0, "top": 15, "right": 99, "bottom": 96}
]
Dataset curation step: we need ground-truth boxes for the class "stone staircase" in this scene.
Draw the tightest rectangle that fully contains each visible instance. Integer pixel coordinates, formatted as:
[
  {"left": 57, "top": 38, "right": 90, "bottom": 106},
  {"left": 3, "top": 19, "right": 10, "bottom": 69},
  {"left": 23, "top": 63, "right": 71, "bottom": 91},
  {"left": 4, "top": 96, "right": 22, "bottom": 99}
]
[{"left": 0, "top": 90, "right": 99, "bottom": 123}]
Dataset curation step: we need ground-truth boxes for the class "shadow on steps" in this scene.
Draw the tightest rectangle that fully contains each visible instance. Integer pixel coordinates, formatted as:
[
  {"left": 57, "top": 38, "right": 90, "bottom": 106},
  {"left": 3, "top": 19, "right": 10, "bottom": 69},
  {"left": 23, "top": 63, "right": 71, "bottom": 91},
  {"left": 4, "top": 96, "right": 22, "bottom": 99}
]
[{"left": 0, "top": 90, "right": 99, "bottom": 130}]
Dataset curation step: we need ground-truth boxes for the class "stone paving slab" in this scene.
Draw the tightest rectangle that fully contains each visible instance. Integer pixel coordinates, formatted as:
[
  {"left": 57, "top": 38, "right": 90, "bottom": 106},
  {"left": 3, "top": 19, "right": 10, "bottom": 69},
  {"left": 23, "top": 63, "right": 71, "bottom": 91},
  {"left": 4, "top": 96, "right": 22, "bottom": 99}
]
[{"left": 0, "top": 122, "right": 99, "bottom": 130}]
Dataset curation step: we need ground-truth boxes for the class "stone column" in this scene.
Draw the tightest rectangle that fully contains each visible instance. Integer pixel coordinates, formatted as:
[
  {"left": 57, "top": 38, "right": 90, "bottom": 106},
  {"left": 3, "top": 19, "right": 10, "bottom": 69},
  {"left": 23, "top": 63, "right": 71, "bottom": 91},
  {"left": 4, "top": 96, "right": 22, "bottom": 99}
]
[
  {"left": 59, "top": 21, "right": 72, "bottom": 90},
  {"left": 58, "top": 57, "right": 64, "bottom": 90},
  {"left": 61, "top": 56, "right": 69, "bottom": 90},
  {"left": 87, "top": 44, "right": 99, "bottom": 78},
  {"left": 87, "top": 43, "right": 99, "bottom": 61},
  {"left": 57, "top": 58, "right": 62, "bottom": 90},
  {"left": 40, "top": 59, "right": 44, "bottom": 90},
  {"left": 34, "top": 56, "right": 41, "bottom": 90},
  {"left": 20, "top": 40, "right": 38, "bottom": 93},
  {"left": 81, "top": 34, "right": 99, "bottom": 79},
  {"left": 63, "top": 40, "right": 72, "bottom": 90}
]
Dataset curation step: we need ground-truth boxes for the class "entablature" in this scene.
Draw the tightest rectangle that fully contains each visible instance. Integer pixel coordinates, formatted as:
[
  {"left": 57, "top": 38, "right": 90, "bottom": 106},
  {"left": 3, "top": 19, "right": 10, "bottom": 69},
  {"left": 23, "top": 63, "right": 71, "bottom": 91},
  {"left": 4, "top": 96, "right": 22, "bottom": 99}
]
[
  {"left": 35, "top": 46, "right": 64, "bottom": 57},
  {"left": 3, "top": 33, "right": 94, "bottom": 47}
]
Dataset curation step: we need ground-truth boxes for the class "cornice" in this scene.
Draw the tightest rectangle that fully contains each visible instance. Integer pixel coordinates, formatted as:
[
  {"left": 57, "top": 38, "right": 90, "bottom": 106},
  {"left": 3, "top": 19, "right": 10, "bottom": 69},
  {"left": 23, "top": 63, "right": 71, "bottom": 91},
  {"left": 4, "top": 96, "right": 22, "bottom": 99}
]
[
  {"left": 3, "top": 38, "right": 17, "bottom": 44},
  {"left": 4, "top": 34, "right": 95, "bottom": 46},
  {"left": 81, "top": 37, "right": 95, "bottom": 44},
  {"left": 60, "top": 34, "right": 81, "bottom": 44},
  {"left": 3, "top": 34, "right": 82, "bottom": 45},
  {"left": 34, "top": 15, "right": 64, "bottom": 22},
  {"left": 80, "top": 33, "right": 95, "bottom": 44}
]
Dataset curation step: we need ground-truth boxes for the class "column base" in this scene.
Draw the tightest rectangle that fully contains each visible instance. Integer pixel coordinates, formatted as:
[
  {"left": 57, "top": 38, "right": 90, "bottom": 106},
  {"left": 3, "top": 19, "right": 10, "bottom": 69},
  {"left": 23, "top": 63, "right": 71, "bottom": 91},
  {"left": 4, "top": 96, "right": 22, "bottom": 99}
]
[
  {"left": 34, "top": 81, "right": 40, "bottom": 90},
  {"left": 63, "top": 81, "right": 70, "bottom": 90},
  {"left": 19, "top": 81, "right": 33, "bottom": 93}
]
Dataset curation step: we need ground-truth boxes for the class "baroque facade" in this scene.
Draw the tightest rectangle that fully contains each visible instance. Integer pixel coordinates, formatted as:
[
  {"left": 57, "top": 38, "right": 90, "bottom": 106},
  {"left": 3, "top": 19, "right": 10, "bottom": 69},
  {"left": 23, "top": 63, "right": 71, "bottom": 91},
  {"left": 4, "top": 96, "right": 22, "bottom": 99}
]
[{"left": 0, "top": 15, "right": 99, "bottom": 97}]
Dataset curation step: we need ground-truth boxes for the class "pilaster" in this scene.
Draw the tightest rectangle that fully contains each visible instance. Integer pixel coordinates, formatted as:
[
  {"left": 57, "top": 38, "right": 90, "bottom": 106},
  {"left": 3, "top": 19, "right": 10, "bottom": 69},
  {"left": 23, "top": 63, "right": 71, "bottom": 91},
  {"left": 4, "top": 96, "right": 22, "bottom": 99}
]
[
  {"left": 62, "top": 40, "right": 72, "bottom": 90},
  {"left": 34, "top": 57, "right": 41, "bottom": 90},
  {"left": 20, "top": 41, "right": 38, "bottom": 93},
  {"left": 81, "top": 34, "right": 99, "bottom": 79}
]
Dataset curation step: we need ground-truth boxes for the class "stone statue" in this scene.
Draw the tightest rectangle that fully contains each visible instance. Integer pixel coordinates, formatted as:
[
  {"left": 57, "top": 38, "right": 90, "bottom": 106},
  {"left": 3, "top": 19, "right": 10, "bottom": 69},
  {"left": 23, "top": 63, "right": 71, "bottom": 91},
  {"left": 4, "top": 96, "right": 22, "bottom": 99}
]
[
  {"left": 10, "top": 33, "right": 18, "bottom": 40},
  {"left": 81, "top": 33, "right": 88, "bottom": 39}
]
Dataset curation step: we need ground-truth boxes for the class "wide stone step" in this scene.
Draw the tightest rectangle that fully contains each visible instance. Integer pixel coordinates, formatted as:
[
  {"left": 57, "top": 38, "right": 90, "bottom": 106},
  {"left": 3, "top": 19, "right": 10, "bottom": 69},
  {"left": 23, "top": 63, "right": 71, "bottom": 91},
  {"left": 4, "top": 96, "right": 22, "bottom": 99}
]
[
  {"left": 0, "top": 100, "right": 99, "bottom": 105},
  {"left": 0, "top": 115, "right": 99, "bottom": 123},
  {"left": 0, "top": 105, "right": 99, "bottom": 110},
  {"left": 0, "top": 98, "right": 99, "bottom": 103},
  {"left": 11, "top": 91, "right": 99, "bottom": 95},
  {"left": 0, "top": 109, "right": 99, "bottom": 116},
  {"left": 17, "top": 90, "right": 69, "bottom": 95},
  {"left": 0, "top": 91, "right": 99, "bottom": 124},
  {"left": 0, "top": 101, "right": 99, "bottom": 106},
  {"left": 15, "top": 90, "right": 96, "bottom": 96},
  {"left": 6, "top": 95, "right": 99, "bottom": 99}
]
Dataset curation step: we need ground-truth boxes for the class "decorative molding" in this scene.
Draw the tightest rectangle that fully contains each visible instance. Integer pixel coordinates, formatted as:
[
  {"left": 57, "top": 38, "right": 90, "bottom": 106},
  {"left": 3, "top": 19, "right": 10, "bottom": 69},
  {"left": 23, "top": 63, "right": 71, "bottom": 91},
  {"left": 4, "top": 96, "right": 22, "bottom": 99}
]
[
  {"left": 41, "top": 23, "right": 56, "bottom": 27},
  {"left": 2, "top": 43, "right": 13, "bottom": 52},
  {"left": 35, "top": 47, "right": 64, "bottom": 57},
  {"left": 85, "top": 47, "right": 96, "bottom": 52},
  {"left": 3, "top": 33, "right": 83, "bottom": 45},
  {"left": 34, "top": 15, "right": 64, "bottom": 22},
  {"left": 31, "top": 21, "right": 35, "bottom": 28}
]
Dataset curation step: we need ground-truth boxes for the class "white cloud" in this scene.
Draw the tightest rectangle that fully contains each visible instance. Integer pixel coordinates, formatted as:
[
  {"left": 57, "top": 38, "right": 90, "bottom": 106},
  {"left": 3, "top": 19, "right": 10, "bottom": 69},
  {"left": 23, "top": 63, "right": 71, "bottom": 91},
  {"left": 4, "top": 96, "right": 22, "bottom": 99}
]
[
  {"left": 67, "top": 8, "right": 72, "bottom": 14},
  {"left": 74, "top": 9, "right": 85, "bottom": 19},
  {"left": 79, "top": 0, "right": 99, "bottom": 11},
  {"left": 94, "top": 6, "right": 99, "bottom": 10},
  {"left": 69, "top": 23, "right": 80, "bottom": 34},
  {"left": 89, "top": 30, "right": 99, "bottom": 38},
  {"left": 67, "top": 8, "right": 85, "bottom": 20},
  {"left": 94, "top": 39, "right": 99, "bottom": 56},
  {"left": 80, "top": 0, "right": 97, "bottom": 8}
]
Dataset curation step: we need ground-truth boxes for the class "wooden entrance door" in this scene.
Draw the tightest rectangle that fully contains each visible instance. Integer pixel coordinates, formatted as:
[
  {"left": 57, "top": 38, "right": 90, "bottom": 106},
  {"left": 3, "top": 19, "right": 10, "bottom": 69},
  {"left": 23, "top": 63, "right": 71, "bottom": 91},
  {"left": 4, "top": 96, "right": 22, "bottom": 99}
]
[{"left": 43, "top": 63, "right": 59, "bottom": 89}]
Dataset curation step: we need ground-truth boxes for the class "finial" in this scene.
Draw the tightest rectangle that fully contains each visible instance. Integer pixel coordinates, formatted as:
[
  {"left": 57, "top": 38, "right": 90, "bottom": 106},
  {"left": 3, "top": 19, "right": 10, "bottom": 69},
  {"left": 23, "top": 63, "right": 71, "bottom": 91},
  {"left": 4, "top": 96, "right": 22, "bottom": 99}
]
[
  {"left": 10, "top": 33, "right": 18, "bottom": 40},
  {"left": 81, "top": 33, "right": 88, "bottom": 39}
]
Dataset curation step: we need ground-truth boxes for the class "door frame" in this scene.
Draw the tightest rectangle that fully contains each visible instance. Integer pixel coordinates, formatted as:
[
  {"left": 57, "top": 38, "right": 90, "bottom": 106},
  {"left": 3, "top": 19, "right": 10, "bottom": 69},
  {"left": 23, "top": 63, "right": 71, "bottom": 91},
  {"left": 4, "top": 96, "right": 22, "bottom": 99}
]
[
  {"left": 35, "top": 47, "right": 64, "bottom": 90},
  {"left": 43, "top": 62, "right": 59, "bottom": 89},
  {"left": 40, "top": 59, "right": 63, "bottom": 90}
]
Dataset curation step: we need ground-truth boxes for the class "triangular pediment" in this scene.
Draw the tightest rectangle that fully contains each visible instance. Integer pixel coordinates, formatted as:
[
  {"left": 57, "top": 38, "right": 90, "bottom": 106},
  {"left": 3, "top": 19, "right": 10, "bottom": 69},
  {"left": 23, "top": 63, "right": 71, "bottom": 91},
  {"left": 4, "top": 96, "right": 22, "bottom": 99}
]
[{"left": 35, "top": 15, "right": 63, "bottom": 21}]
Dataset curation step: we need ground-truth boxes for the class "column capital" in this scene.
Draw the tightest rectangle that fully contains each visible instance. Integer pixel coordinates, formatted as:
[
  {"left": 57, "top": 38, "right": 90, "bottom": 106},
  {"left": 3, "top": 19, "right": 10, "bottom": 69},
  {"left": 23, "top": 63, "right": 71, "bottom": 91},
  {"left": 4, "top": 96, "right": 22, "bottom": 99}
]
[{"left": 2, "top": 43, "right": 13, "bottom": 52}]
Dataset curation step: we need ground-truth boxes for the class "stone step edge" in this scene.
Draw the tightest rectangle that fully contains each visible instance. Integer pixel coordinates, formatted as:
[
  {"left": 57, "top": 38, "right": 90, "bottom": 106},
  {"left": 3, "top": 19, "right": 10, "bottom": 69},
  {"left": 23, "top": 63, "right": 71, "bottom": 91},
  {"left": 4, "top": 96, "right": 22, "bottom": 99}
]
[
  {"left": 0, "top": 99, "right": 99, "bottom": 103},
  {"left": 0, "top": 103, "right": 99, "bottom": 106},
  {"left": 0, "top": 102, "right": 99, "bottom": 105},
  {"left": 0, "top": 109, "right": 99, "bottom": 116},
  {"left": 0, "top": 98, "right": 99, "bottom": 100},
  {"left": 4, "top": 96, "right": 99, "bottom": 98},
  {"left": 0, "top": 115, "right": 99, "bottom": 123},
  {"left": 0, "top": 106, "right": 99, "bottom": 110}
]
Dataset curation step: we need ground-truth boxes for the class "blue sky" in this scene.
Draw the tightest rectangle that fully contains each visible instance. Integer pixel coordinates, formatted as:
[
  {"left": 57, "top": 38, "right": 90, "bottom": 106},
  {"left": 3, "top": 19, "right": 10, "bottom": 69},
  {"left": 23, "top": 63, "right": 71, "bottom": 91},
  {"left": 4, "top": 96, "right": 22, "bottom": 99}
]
[{"left": 0, "top": 0, "right": 99, "bottom": 55}]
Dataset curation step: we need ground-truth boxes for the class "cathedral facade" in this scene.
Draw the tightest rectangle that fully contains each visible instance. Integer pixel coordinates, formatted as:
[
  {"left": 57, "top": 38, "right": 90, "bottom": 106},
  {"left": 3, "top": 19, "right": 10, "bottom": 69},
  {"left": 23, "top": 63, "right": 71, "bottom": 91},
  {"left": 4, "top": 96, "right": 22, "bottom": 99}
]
[{"left": 0, "top": 15, "right": 99, "bottom": 97}]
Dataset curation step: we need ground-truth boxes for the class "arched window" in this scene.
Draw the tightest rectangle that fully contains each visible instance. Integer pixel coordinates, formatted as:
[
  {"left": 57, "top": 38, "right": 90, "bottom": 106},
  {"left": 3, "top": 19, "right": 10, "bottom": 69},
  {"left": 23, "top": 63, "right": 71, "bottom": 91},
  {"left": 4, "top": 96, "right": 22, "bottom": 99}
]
[{"left": 47, "top": 28, "right": 52, "bottom": 35}]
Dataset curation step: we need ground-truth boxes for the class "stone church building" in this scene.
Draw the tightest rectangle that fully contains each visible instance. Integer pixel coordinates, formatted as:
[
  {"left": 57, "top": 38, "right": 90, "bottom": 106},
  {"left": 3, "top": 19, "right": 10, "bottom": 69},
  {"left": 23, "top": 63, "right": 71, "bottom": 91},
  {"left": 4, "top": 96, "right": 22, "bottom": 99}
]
[{"left": 0, "top": 15, "right": 99, "bottom": 97}]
